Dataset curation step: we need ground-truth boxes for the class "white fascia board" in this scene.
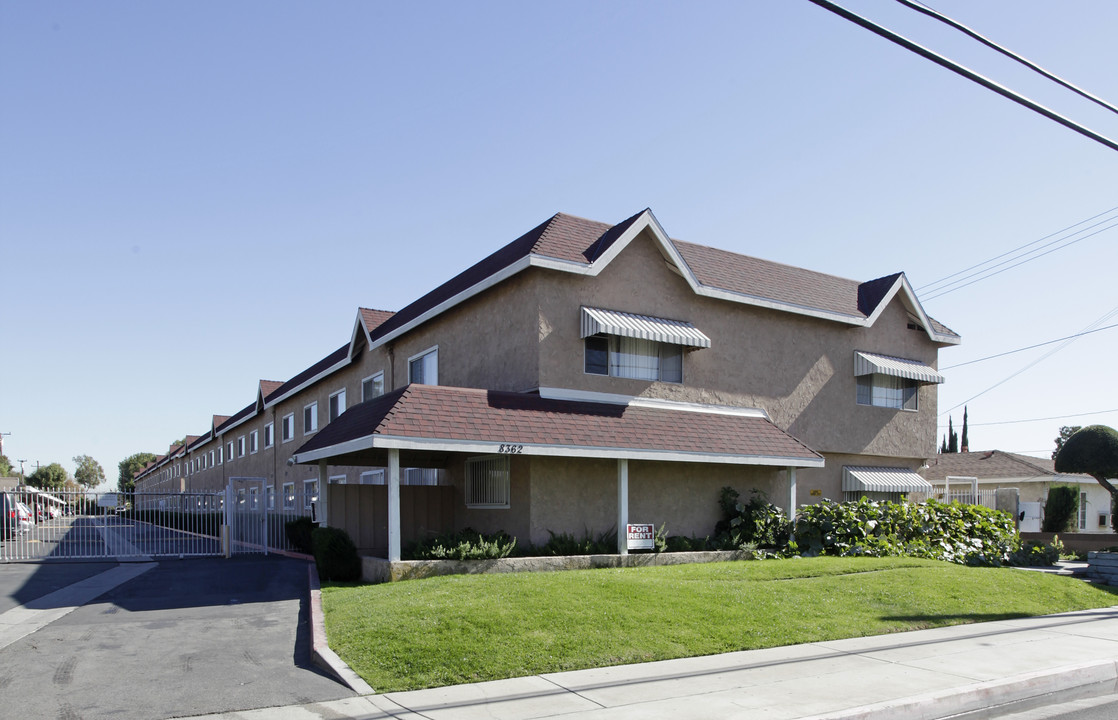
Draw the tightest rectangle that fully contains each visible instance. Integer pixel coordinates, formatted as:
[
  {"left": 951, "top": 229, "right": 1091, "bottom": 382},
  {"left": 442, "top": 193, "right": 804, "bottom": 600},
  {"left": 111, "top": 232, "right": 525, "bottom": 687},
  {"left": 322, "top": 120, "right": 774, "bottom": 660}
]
[
  {"left": 292, "top": 433, "right": 378, "bottom": 464},
  {"left": 374, "top": 434, "right": 825, "bottom": 467},
  {"left": 349, "top": 312, "right": 371, "bottom": 360},
  {"left": 694, "top": 284, "right": 868, "bottom": 326},
  {"left": 370, "top": 256, "right": 534, "bottom": 350},
  {"left": 263, "top": 356, "right": 352, "bottom": 411},
  {"left": 869, "top": 275, "right": 961, "bottom": 346},
  {"left": 537, "top": 387, "right": 771, "bottom": 420}
]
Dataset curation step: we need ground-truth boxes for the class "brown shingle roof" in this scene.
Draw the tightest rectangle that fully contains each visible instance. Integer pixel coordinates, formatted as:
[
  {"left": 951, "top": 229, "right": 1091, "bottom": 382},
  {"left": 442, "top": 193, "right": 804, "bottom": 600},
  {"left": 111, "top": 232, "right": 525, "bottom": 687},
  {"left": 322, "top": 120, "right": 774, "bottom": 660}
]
[
  {"left": 919, "top": 450, "right": 1089, "bottom": 482},
  {"left": 295, "top": 384, "right": 821, "bottom": 465},
  {"left": 358, "top": 308, "right": 396, "bottom": 334}
]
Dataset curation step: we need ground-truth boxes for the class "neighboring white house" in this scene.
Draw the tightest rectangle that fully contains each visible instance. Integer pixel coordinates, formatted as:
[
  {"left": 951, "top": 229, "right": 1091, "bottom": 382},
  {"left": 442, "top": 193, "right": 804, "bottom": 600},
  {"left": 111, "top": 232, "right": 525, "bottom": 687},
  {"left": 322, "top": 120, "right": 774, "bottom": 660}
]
[{"left": 920, "top": 450, "right": 1112, "bottom": 533}]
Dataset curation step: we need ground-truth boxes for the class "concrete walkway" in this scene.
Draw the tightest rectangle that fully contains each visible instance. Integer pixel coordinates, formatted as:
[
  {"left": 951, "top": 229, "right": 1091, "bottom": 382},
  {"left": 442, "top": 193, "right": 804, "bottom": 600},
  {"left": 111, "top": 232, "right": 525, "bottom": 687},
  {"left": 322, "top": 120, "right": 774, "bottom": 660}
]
[{"left": 181, "top": 604, "right": 1118, "bottom": 720}]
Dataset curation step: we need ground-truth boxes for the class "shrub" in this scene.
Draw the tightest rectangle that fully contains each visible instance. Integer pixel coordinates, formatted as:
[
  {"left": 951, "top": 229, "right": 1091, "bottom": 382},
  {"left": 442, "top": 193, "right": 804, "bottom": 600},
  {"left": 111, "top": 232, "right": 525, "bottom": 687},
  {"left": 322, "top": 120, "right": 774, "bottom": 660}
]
[
  {"left": 793, "top": 498, "right": 1019, "bottom": 566},
  {"left": 1007, "top": 537, "right": 1061, "bottom": 567},
  {"left": 407, "top": 529, "right": 518, "bottom": 560},
  {"left": 715, "top": 487, "right": 790, "bottom": 550},
  {"left": 285, "top": 516, "right": 316, "bottom": 554},
  {"left": 312, "top": 526, "right": 362, "bottom": 582},
  {"left": 1043, "top": 485, "right": 1079, "bottom": 533},
  {"left": 539, "top": 527, "right": 615, "bottom": 556}
]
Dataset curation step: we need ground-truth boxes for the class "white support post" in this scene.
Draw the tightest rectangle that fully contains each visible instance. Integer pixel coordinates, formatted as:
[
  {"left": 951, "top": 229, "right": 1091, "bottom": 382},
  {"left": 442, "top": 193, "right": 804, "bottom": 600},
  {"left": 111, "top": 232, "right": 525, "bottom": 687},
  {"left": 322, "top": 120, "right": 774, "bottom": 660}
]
[
  {"left": 617, "top": 458, "right": 629, "bottom": 556},
  {"left": 318, "top": 460, "right": 329, "bottom": 527},
  {"left": 787, "top": 467, "right": 797, "bottom": 521},
  {"left": 387, "top": 449, "right": 401, "bottom": 563}
]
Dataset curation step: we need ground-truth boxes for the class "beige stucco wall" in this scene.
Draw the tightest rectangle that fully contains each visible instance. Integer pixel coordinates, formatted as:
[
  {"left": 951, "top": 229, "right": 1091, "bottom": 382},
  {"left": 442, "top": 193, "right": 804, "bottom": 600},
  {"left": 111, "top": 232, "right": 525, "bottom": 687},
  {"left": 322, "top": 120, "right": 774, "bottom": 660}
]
[{"left": 533, "top": 228, "right": 944, "bottom": 461}]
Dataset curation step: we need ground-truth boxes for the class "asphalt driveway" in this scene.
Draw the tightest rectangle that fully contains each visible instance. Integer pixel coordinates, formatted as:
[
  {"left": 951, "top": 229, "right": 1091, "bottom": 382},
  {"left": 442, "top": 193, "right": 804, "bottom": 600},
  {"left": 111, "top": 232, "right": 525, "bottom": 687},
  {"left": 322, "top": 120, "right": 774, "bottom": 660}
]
[{"left": 0, "top": 556, "right": 354, "bottom": 719}]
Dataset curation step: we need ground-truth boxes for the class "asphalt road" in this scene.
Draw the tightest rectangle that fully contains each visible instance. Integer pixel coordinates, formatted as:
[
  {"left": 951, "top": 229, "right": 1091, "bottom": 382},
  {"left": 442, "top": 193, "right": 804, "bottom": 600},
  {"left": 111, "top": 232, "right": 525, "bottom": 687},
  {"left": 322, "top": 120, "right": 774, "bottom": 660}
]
[{"left": 0, "top": 556, "right": 354, "bottom": 720}]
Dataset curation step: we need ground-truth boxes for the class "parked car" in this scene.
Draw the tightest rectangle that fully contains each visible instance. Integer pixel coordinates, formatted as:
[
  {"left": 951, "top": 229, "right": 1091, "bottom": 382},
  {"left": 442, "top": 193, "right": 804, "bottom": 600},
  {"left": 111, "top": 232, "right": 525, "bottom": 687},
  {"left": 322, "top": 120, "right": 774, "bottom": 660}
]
[
  {"left": 1, "top": 492, "right": 16, "bottom": 540},
  {"left": 15, "top": 501, "right": 34, "bottom": 534}
]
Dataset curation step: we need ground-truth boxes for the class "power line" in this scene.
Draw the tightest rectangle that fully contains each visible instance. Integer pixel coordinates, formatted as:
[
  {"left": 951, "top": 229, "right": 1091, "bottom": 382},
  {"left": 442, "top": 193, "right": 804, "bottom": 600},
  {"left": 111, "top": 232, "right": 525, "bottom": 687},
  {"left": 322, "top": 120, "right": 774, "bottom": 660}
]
[
  {"left": 939, "top": 301, "right": 1118, "bottom": 416},
  {"left": 937, "top": 407, "right": 1118, "bottom": 430},
  {"left": 895, "top": 0, "right": 1118, "bottom": 118},
  {"left": 805, "top": 0, "right": 1118, "bottom": 153},
  {"left": 922, "top": 218, "right": 1118, "bottom": 301},
  {"left": 941, "top": 322, "right": 1118, "bottom": 370},
  {"left": 917, "top": 205, "right": 1118, "bottom": 294}
]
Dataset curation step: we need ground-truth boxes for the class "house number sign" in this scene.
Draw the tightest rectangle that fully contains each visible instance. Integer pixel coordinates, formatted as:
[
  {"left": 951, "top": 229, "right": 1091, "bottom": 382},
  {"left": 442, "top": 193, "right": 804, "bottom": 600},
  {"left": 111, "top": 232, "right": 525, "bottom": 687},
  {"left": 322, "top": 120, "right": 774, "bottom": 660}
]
[{"left": 497, "top": 444, "right": 524, "bottom": 454}]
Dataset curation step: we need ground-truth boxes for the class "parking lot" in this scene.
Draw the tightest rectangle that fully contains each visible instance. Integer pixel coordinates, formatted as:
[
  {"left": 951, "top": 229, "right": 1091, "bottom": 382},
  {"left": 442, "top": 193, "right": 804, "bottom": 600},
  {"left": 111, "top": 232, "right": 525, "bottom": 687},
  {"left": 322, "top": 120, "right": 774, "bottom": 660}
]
[{"left": 0, "top": 556, "right": 354, "bottom": 719}]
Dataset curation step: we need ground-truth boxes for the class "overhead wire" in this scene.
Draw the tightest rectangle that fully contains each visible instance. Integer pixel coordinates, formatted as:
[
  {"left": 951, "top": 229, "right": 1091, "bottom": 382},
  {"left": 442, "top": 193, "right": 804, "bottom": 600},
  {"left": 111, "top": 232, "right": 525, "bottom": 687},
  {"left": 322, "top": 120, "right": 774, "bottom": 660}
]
[
  {"left": 941, "top": 323, "right": 1118, "bottom": 370},
  {"left": 937, "top": 407, "right": 1118, "bottom": 430}
]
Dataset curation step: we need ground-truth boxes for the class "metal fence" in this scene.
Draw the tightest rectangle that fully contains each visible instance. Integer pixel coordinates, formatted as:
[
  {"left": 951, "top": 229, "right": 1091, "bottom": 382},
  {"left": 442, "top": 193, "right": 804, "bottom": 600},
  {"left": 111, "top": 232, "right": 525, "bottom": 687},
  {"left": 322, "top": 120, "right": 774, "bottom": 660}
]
[
  {"left": 930, "top": 488, "right": 999, "bottom": 510},
  {"left": 1, "top": 486, "right": 320, "bottom": 562}
]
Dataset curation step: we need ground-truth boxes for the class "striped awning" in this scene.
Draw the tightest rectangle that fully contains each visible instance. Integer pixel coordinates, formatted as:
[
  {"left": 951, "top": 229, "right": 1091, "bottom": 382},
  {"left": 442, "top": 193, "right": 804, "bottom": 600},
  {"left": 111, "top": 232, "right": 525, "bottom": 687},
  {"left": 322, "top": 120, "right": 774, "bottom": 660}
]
[
  {"left": 854, "top": 351, "right": 944, "bottom": 384},
  {"left": 581, "top": 307, "right": 711, "bottom": 348},
  {"left": 843, "top": 466, "right": 933, "bottom": 494}
]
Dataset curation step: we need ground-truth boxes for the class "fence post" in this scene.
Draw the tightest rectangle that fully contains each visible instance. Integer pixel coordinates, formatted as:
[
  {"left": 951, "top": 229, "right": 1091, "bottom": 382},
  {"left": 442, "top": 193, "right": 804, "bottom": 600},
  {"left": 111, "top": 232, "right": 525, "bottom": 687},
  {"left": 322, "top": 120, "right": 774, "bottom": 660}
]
[{"left": 222, "top": 483, "right": 233, "bottom": 558}]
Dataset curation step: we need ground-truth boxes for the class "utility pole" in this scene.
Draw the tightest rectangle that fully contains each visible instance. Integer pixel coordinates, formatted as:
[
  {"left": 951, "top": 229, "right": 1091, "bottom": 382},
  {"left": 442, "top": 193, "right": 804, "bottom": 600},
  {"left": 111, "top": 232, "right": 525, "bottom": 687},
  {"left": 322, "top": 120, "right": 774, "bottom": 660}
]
[{"left": 18, "top": 460, "right": 26, "bottom": 484}]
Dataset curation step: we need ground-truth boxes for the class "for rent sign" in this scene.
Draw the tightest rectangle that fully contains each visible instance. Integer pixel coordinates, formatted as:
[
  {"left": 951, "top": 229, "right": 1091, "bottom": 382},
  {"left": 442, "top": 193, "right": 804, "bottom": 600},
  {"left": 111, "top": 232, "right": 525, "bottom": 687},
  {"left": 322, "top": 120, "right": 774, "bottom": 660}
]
[{"left": 626, "top": 523, "right": 655, "bottom": 551}]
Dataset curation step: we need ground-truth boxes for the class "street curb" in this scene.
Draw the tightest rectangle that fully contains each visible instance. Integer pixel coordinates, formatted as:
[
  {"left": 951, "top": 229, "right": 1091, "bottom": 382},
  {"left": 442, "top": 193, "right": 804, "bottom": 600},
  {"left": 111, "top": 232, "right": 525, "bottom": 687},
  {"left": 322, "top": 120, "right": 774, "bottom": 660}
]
[
  {"left": 307, "top": 565, "right": 375, "bottom": 695},
  {"left": 798, "top": 658, "right": 1118, "bottom": 720}
]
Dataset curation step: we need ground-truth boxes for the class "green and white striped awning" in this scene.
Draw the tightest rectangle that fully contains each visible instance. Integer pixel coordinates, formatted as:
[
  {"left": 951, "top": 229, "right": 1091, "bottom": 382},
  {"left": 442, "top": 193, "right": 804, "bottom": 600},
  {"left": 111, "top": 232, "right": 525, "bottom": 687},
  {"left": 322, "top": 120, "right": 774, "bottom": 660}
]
[
  {"left": 581, "top": 307, "right": 711, "bottom": 348},
  {"left": 854, "top": 351, "right": 944, "bottom": 384},
  {"left": 843, "top": 466, "right": 933, "bottom": 494}
]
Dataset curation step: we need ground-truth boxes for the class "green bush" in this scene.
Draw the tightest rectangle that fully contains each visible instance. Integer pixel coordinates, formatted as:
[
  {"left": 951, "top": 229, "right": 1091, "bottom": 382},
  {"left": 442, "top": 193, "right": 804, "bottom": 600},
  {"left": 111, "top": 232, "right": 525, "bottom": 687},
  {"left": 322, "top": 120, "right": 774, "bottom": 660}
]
[
  {"left": 792, "top": 498, "right": 1019, "bottom": 566},
  {"left": 1008, "top": 538, "right": 1061, "bottom": 567},
  {"left": 715, "top": 487, "right": 790, "bottom": 550},
  {"left": 1043, "top": 485, "right": 1079, "bottom": 533},
  {"left": 407, "top": 529, "right": 518, "bottom": 560},
  {"left": 311, "top": 526, "right": 362, "bottom": 582},
  {"left": 285, "top": 516, "right": 316, "bottom": 554},
  {"left": 539, "top": 527, "right": 615, "bottom": 556}
]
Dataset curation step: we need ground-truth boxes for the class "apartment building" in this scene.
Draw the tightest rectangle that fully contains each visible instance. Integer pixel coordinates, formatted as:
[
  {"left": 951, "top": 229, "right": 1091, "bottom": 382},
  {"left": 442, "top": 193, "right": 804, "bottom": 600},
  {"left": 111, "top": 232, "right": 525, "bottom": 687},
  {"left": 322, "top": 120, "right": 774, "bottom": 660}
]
[{"left": 136, "top": 208, "right": 958, "bottom": 560}]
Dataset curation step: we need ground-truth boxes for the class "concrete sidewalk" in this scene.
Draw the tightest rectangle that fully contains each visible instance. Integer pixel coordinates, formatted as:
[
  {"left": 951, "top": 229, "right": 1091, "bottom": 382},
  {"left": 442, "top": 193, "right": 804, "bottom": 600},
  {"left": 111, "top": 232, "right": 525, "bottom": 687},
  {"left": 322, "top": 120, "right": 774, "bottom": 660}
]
[{"left": 181, "top": 605, "right": 1118, "bottom": 720}]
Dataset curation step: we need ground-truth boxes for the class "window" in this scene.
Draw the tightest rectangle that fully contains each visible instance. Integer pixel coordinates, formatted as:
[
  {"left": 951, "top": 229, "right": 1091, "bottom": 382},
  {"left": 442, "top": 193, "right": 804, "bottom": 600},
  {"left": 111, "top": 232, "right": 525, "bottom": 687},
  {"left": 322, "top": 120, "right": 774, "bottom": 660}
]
[
  {"left": 304, "top": 402, "right": 318, "bottom": 435},
  {"left": 1081, "top": 492, "right": 1088, "bottom": 530},
  {"left": 362, "top": 372, "right": 384, "bottom": 401},
  {"left": 329, "top": 389, "right": 346, "bottom": 422},
  {"left": 1101, "top": 513, "right": 1110, "bottom": 529},
  {"left": 264, "top": 422, "right": 274, "bottom": 448},
  {"left": 584, "top": 335, "right": 683, "bottom": 383},
  {"left": 282, "top": 482, "right": 295, "bottom": 510},
  {"left": 856, "top": 375, "right": 918, "bottom": 411},
  {"left": 404, "top": 468, "right": 439, "bottom": 486},
  {"left": 282, "top": 413, "right": 294, "bottom": 442},
  {"left": 249, "top": 487, "right": 260, "bottom": 510},
  {"left": 218, "top": 446, "right": 223, "bottom": 465},
  {"left": 227, "top": 441, "right": 234, "bottom": 461},
  {"left": 237, "top": 435, "right": 246, "bottom": 457},
  {"left": 250, "top": 430, "right": 259, "bottom": 454},
  {"left": 359, "top": 469, "right": 385, "bottom": 485},
  {"left": 266, "top": 485, "right": 275, "bottom": 510},
  {"left": 329, "top": 474, "right": 346, "bottom": 485},
  {"left": 408, "top": 346, "right": 438, "bottom": 385},
  {"left": 465, "top": 456, "right": 510, "bottom": 509},
  {"left": 304, "top": 479, "right": 319, "bottom": 509},
  {"left": 209, "top": 450, "right": 214, "bottom": 467}
]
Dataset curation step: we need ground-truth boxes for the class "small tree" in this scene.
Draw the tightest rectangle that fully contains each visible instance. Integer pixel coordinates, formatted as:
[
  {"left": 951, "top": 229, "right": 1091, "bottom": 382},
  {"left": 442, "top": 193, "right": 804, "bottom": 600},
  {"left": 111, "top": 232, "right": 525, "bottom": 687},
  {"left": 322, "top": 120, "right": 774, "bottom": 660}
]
[
  {"left": 1042, "top": 485, "right": 1079, "bottom": 533},
  {"left": 118, "top": 452, "right": 157, "bottom": 493},
  {"left": 1055, "top": 425, "right": 1118, "bottom": 531},
  {"left": 1052, "top": 425, "right": 1084, "bottom": 460},
  {"left": 73, "top": 454, "right": 105, "bottom": 489},
  {"left": 26, "top": 463, "right": 70, "bottom": 490},
  {"left": 960, "top": 407, "right": 969, "bottom": 452},
  {"left": 0, "top": 454, "right": 12, "bottom": 477}
]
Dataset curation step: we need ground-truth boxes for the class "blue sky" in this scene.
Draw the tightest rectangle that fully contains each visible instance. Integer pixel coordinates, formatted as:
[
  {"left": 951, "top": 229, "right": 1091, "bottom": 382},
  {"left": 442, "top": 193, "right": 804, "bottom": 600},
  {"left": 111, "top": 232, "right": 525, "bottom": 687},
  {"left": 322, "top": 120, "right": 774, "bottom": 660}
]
[{"left": 2, "top": 1, "right": 1117, "bottom": 486}]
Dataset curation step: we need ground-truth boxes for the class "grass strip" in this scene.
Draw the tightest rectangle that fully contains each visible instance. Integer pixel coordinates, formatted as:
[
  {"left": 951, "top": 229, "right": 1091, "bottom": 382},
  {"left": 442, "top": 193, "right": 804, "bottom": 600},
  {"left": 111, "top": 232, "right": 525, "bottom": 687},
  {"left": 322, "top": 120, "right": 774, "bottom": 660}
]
[{"left": 320, "top": 556, "right": 1118, "bottom": 692}]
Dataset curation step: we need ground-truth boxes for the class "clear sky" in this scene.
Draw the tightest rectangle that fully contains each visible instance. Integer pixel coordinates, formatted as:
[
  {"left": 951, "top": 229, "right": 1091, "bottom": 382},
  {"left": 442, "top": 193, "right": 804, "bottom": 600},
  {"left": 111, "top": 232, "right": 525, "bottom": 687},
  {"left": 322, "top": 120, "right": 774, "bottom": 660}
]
[{"left": 2, "top": 1, "right": 1117, "bottom": 488}]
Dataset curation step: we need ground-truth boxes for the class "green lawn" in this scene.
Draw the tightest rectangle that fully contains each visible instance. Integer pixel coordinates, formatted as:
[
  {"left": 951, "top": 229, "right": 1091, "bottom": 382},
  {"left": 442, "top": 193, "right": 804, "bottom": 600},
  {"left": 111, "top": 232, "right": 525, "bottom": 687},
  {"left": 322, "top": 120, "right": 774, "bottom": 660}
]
[{"left": 320, "top": 557, "right": 1118, "bottom": 692}]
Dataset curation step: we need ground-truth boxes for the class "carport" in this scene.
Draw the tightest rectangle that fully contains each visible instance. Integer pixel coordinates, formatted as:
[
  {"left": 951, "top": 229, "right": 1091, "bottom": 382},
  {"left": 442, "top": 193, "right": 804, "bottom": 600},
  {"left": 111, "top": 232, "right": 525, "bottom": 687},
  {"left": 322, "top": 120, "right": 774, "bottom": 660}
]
[{"left": 291, "top": 384, "right": 824, "bottom": 561}]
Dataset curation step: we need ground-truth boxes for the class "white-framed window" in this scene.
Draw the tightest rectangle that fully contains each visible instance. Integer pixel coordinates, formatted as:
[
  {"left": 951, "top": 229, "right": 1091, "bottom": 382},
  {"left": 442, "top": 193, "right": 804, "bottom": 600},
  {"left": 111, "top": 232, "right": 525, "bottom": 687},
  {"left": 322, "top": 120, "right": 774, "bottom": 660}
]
[
  {"left": 304, "top": 479, "right": 319, "bottom": 509},
  {"left": 465, "top": 455, "right": 510, "bottom": 509},
  {"left": 584, "top": 335, "right": 683, "bottom": 383},
  {"left": 1081, "top": 492, "right": 1089, "bottom": 530},
  {"left": 359, "top": 469, "right": 385, "bottom": 485},
  {"left": 218, "top": 446, "right": 223, "bottom": 465},
  {"left": 304, "top": 402, "right": 318, "bottom": 435},
  {"left": 362, "top": 372, "right": 384, "bottom": 402},
  {"left": 856, "top": 374, "right": 918, "bottom": 411},
  {"left": 408, "top": 346, "right": 438, "bottom": 385},
  {"left": 282, "top": 413, "right": 295, "bottom": 442},
  {"left": 226, "top": 441, "right": 234, "bottom": 461},
  {"left": 266, "top": 485, "right": 275, "bottom": 510},
  {"left": 237, "top": 435, "right": 246, "bottom": 457},
  {"left": 404, "top": 468, "right": 439, "bottom": 486},
  {"left": 264, "top": 422, "right": 274, "bottom": 448},
  {"left": 208, "top": 451, "right": 214, "bottom": 467},
  {"left": 282, "top": 482, "right": 296, "bottom": 510},
  {"left": 329, "top": 388, "right": 346, "bottom": 422},
  {"left": 250, "top": 430, "right": 259, "bottom": 454}
]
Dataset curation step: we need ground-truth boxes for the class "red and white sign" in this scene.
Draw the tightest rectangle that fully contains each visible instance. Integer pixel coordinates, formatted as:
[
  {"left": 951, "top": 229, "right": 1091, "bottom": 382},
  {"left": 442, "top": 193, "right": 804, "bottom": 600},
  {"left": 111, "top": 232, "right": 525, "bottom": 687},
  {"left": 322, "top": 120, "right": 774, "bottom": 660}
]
[{"left": 626, "top": 523, "right": 655, "bottom": 551}]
